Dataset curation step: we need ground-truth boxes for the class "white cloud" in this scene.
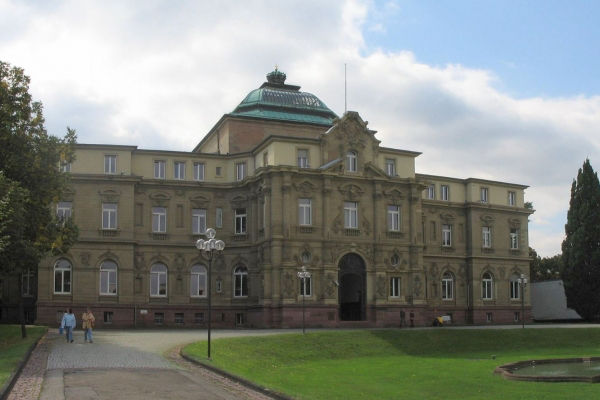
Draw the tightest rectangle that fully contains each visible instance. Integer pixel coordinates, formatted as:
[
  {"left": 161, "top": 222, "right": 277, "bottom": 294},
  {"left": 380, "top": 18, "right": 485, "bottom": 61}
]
[{"left": 1, "top": 0, "right": 598, "bottom": 257}]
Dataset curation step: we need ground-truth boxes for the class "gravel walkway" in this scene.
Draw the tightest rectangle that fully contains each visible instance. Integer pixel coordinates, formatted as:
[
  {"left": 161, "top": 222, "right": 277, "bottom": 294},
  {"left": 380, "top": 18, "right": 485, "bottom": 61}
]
[{"left": 7, "top": 334, "right": 50, "bottom": 400}]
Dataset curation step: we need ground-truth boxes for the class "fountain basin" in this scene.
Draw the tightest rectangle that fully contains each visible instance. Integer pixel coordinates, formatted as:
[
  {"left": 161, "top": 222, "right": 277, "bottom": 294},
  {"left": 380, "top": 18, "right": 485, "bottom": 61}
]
[{"left": 495, "top": 357, "right": 600, "bottom": 383}]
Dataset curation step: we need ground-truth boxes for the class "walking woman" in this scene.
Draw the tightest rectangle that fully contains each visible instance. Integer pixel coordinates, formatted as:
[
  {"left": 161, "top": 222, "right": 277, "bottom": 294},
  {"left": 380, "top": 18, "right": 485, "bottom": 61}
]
[
  {"left": 82, "top": 307, "right": 95, "bottom": 343},
  {"left": 60, "top": 308, "right": 76, "bottom": 343}
]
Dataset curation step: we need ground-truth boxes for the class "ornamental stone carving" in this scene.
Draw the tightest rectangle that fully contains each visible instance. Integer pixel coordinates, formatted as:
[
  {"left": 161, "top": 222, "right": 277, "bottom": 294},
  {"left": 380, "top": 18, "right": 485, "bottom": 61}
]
[
  {"left": 413, "top": 275, "right": 422, "bottom": 297},
  {"left": 338, "top": 183, "right": 364, "bottom": 200},
  {"left": 79, "top": 252, "right": 91, "bottom": 266},
  {"left": 149, "top": 191, "right": 171, "bottom": 207},
  {"left": 190, "top": 194, "right": 211, "bottom": 208},
  {"left": 282, "top": 271, "right": 295, "bottom": 297},
  {"left": 98, "top": 188, "right": 121, "bottom": 203},
  {"left": 293, "top": 180, "right": 318, "bottom": 195},
  {"left": 376, "top": 275, "right": 386, "bottom": 298}
]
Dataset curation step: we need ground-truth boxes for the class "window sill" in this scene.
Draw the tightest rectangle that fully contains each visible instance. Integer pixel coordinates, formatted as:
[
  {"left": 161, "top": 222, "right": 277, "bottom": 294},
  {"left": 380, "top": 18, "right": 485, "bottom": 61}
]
[
  {"left": 386, "top": 231, "right": 403, "bottom": 239},
  {"left": 150, "top": 233, "right": 168, "bottom": 240},
  {"left": 232, "top": 234, "right": 248, "bottom": 241},
  {"left": 99, "top": 229, "right": 120, "bottom": 237},
  {"left": 344, "top": 228, "right": 361, "bottom": 237},
  {"left": 297, "top": 226, "right": 315, "bottom": 234}
]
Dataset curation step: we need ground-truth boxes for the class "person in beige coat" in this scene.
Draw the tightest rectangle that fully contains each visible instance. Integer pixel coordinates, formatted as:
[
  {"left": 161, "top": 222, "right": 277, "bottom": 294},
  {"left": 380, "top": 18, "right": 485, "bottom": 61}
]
[{"left": 82, "top": 308, "right": 95, "bottom": 343}]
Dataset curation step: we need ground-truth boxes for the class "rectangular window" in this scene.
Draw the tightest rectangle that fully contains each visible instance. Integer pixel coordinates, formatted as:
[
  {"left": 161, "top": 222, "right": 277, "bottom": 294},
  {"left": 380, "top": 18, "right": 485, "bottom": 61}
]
[
  {"left": 510, "top": 228, "right": 519, "bottom": 249},
  {"left": 54, "top": 268, "right": 71, "bottom": 294},
  {"left": 442, "top": 224, "right": 452, "bottom": 247},
  {"left": 103, "top": 311, "right": 113, "bottom": 324},
  {"left": 486, "top": 312, "right": 493, "bottom": 323},
  {"left": 104, "top": 155, "right": 116, "bottom": 174},
  {"left": 390, "top": 277, "right": 400, "bottom": 297},
  {"left": 510, "top": 279, "right": 520, "bottom": 300},
  {"left": 236, "top": 313, "right": 246, "bottom": 325},
  {"left": 102, "top": 203, "right": 117, "bottom": 230},
  {"left": 235, "top": 208, "right": 247, "bottom": 234},
  {"left": 194, "top": 312, "right": 204, "bottom": 323},
  {"left": 482, "top": 226, "right": 491, "bottom": 248},
  {"left": 298, "top": 198, "right": 312, "bottom": 226},
  {"left": 297, "top": 149, "right": 309, "bottom": 168},
  {"left": 192, "top": 209, "right": 207, "bottom": 234},
  {"left": 480, "top": 187, "right": 489, "bottom": 203},
  {"left": 57, "top": 201, "right": 72, "bottom": 221},
  {"left": 174, "top": 161, "right": 185, "bottom": 180},
  {"left": 216, "top": 207, "right": 223, "bottom": 228},
  {"left": 387, "top": 205, "right": 401, "bottom": 231},
  {"left": 60, "top": 161, "right": 71, "bottom": 173},
  {"left": 514, "top": 312, "right": 520, "bottom": 322},
  {"left": 427, "top": 184, "right": 435, "bottom": 199},
  {"left": 215, "top": 166, "right": 222, "bottom": 176},
  {"left": 300, "top": 276, "right": 312, "bottom": 296},
  {"left": 441, "top": 185, "right": 449, "bottom": 201},
  {"left": 236, "top": 162, "right": 246, "bottom": 181},
  {"left": 152, "top": 207, "right": 167, "bottom": 233},
  {"left": 174, "top": 313, "right": 184, "bottom": 325},
  {"left": 385, "top": 159, "right": 396, "bottom": 176},
  {"left": 508, "top": 191, "right": 516, "bottom": 206},
  {"left": 154, "top": 160, "right": 165, "bottom": 179},
  {"left": 194, "top": 162, "right": 205, "bottom": 181},
  {"left": 344, "top": 201, "right": 358, "bottom": 229},
  {"left": 154, "top": 312, "right": 164, "bottom": 325}
]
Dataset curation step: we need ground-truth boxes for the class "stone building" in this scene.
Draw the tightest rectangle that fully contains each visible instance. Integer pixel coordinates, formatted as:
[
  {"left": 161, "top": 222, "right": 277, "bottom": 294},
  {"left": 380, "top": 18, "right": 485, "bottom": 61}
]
[{"left": 31, "top": 69, "right": 533, "bottom": 328}]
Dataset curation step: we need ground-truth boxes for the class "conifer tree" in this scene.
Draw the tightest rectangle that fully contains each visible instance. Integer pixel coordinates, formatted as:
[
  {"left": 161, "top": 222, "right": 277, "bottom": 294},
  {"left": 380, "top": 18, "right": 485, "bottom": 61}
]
[{"left": 561, "top": 159, "right": 600, "bottom": 320}]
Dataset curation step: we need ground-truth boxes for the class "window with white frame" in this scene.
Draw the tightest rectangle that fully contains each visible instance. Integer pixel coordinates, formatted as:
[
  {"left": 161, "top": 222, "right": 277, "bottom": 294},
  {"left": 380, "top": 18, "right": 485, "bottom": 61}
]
[
  {"left": 480, "top": 187, "right": 489, "bottom": 203},
  {"left": 104, "top": 155, "right": 116, "bottom": 174},
  {"left": 442, "top": 271, "right": 454, "bottom": 300},
  {"left": 510, "top": 228, "right": 519, "bottom": 249},
  {"left": 346, "top": 151, "right": 357, "bottom": 172},
  {"left": 390, "top": 277, "right": 401, "bottom": 297},
  {"left": 192, "top": 208, "right": 207, "bottom": 235},
  {"left": 60, "top": 161, "right": 71, "bottom": 173},
  {"left": 57, "top": 202, "right": 72, "bottom": 221},
  {"left": 154, "top": 160, "right": 165, "bottom": 179},
  {"left": 387, "top": 205, "right": 401, "bottom": 231},
  {"left": 190, "top": 265, "right": 207, "bottom": 297},
  {"left": 300, "top": 274, "right": 312, "bottom": 296},
  {"left": 427, "top": 184, "right": 435, "bottom": 199},
  {"left": 482, "top": 272, "right": 493, "bottom": 300},
  {"left": 297, "top": 149, "right": 309, "bottom": 168},
  {"left": 298, "top": 198, "right": 312, "bottom": 226},
  {"left": 100, "top": 260, "right": 117, "bottom": 295},
  {"left": 152, "top": 207, "right": 167, "bottom": 232},
  {"left": 510, "top": 274, "right": 520, "bottom": 300},
  {"left": 235, "top": 162, "right": 246, "bottom": 181},
  {"left": 174, "top": 161, "right": 185, "bottom": 180},
  {"left": 150, "top": 263, "right": 167, "bottom": 297},
  {"left": 194, "top": 162, "right": 205, "bottom": 181},
  {"left": 441, "top": 185, "right": 449, "bottom": 201},
  {"left": 21, "top": 268, "right": 34, "bottom": 297},
  {"left": 235, "top": 208, "right": 247, "bottom": 234},
  {"left": 344, "top": 201, "right": 358, "bottom": 228},
  {"left": 216, "top": 207, "right": 223, "bottom": 228},
  {"left": 482, "top": 226, "right": 491, "bottom": 248},
  {"left": 442, "top": 224, "right": 452, "bottom": 247},
  {"left": 508, "top": 191, "right": 516, "bottom": 206},
  {"left": 54, "top": 259, "right": 72, "bottom": 294},
  {"left": 102, "top": 203, "right": 117, "bottom": 230},
  {"left": 385, "top": 159, "right": 396, "bottom": 176},
  {"left": 234, "top": 266, "right": 248, "bottom": 297}
]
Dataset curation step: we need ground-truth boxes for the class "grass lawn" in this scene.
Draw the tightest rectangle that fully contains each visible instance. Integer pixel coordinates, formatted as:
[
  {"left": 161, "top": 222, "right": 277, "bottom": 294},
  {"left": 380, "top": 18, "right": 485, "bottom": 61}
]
[
  {"left": 0, "top": 325, "right": 47, "bottom": 388},
  {"left": 183, "top": 328, "right": 600, "bottom": 400}
]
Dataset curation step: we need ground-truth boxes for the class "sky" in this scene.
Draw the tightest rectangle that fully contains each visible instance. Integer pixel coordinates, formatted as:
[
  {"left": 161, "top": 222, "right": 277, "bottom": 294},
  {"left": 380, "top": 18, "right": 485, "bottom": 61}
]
[{"left": 1, "top": 0, "right": 599, "bottom": 257}]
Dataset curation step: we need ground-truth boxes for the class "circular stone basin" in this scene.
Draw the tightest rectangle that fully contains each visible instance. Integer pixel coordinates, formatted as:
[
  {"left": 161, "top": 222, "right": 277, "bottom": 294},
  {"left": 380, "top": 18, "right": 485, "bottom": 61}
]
[{"left": 495, "top": 357, "right": 600, "bottom": 383}]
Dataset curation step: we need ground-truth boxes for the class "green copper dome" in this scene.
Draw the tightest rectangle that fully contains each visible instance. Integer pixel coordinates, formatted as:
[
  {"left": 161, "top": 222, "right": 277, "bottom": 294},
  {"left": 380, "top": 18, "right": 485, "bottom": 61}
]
[{"left": 230, "top": 69, "right": 338, "bottom": 126}]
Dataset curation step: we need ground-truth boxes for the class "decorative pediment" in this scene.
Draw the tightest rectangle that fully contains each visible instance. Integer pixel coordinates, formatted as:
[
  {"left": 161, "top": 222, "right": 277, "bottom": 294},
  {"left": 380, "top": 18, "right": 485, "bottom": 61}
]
[
  {"left": 440, "top": 212, "right": 455, "bottom": 222},
  {"left": 383, "top": 187, "right": 405, "bottom": 204},
  {"left": 480, "top": 214, "right": 496, "bottom": 225},
  {"left": 149, "top": 191, "right": 171, "bottom": 206},
  {"left": 230, "top": 194, "right": 248, "bottom": 207},
  {"left": 231, "top": 255, "right": 248, "bottom": 268},
  {"left": 98, "top": 187, "right": 121, "bottom": 203},
  {"left": 98, "top": 251, "right": 119, "bottom": 263},
  {"left": 62, "top": 186, "right": 76, "bottom": 202},
  {"left": 338, "top": 183, "right": 364, "bottom": 200},
  {"left": 190, "top": 194, "right": 211, "bottom": 208},
  {"left": 508, "top": 218, "right": 521, "bottom": 228},
  {"left": 293, "top": 180, "right": 318, "bottom": 195},
  {"left": 330, "top": 112, "right": 379, "bottom": 150}
]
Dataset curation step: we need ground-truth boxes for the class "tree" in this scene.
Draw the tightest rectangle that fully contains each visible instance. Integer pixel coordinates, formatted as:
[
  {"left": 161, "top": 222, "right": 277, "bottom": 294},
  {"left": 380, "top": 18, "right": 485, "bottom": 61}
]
[
  {"left": 529, "top": 247, "right": 562, "bottom": 282},
  {"left": 561, "top": 159, "right": 600, "bottom": 321},
  {"left": 0, "top": 61, "right": 78, "bottom": 337}
]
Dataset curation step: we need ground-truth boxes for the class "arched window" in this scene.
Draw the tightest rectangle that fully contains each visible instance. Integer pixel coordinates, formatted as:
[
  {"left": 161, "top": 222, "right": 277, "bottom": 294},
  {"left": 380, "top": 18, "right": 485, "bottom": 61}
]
[
  {"left": 482, "top": 272, "right": 493, "bottom": 300},
  {"left": 346, "top": 151, "right": 357, "bottom": 172},
  {"left": 150, "top": 263, "right": 167, "bottom": 297},
  {"left": 54, "top": 259, "right": 72, "bottom": 294},
  {"left": 441, "top": 271, "right": 454, "bottom": 300},
  {"left": 301, "top": 251, "right": 311, "bottom": 264},
  {"left": 509, "top": 274, "right": 520, "bottom": 300},
  {"left": 234, "top": 266, "right": 248, "bottom": 297},
  {"left": 190, "top": 265, "right": 207, "bottom": 297},
  {"left": 100, "top": 260, "right": 117, "bottom": 295}
]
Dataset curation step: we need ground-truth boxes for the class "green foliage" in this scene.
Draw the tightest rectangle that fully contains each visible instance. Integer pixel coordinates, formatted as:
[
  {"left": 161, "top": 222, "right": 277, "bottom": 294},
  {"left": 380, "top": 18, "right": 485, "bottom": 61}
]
[
  {"left": 184, "top": 329, "right": 600, "bottom": 400},
  {"left": 529, "top": 247, "right": 562, "bottom": 282},
  {"left": 561, "top": 159, "right": 600, "bottom": 321},
  {"left": 0, "top": 325, "right": 47, "bottom": 387},
  {"left": 0, "top": 60, "right": 78, "bottom": 277}
]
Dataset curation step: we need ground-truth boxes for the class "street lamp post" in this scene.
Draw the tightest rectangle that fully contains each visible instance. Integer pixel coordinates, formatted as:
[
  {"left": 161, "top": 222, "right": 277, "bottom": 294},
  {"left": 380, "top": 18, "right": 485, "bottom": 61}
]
[
  {"left": 518, "top": 273, "right": 528, "bottom": 329},
  {"left": 195, "top": 228, "right": 225, "bottom": 359},
  {"left": 297, "top": 266, "right": 311, "bottom": 334}
]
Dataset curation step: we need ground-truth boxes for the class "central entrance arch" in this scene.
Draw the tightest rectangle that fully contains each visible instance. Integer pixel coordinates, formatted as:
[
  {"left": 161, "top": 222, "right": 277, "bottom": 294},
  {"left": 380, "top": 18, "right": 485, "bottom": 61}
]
[{"left": 338, "top": 253, "right": 366, "bottom": 321}]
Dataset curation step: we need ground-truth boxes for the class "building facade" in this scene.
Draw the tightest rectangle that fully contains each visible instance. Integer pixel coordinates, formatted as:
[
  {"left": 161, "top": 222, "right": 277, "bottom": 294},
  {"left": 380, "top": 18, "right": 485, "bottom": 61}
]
[{"left": 31, "top": 69, "right": 533, "bottom": 328}]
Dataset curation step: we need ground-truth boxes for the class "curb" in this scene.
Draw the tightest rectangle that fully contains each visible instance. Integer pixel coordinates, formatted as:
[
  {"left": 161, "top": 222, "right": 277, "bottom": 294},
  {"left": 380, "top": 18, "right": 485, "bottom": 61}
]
[
  {"left": 180, "top": 352, "right": 293, "bottom": 400},
  {"left": 0, "top": 330, "right": 47, "bottom": 400}
]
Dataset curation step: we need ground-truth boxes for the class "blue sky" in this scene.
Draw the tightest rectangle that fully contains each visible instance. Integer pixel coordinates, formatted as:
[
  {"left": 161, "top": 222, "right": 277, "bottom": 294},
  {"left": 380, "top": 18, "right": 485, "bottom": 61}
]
[{"left": 1, "top": 0, "right": 599, "bottom": 257}]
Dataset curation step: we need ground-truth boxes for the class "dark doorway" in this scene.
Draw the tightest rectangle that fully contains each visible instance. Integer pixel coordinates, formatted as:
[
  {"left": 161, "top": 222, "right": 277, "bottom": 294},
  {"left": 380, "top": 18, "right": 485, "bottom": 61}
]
[{"left": 339, "top": 253, "right": 366, "bottom": 321}]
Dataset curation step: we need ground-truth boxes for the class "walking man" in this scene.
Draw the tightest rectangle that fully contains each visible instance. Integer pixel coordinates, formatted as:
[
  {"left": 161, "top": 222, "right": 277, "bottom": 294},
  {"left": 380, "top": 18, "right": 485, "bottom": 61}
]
[
  {"left": 82, "top": 307, "right": 95, "bottom": 343},
  {"left": 60, "top": 308, "right": 76, "bottom": 343}
]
